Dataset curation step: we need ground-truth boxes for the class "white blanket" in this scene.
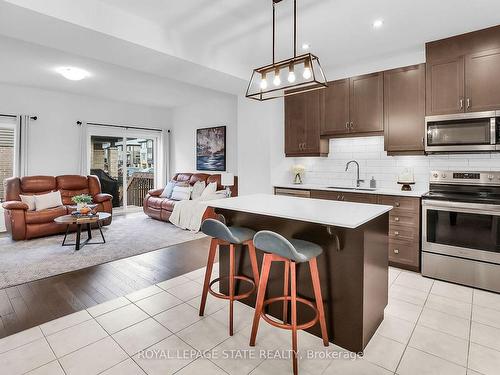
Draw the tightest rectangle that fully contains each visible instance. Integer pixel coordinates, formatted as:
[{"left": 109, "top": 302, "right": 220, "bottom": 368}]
[{"left": 169, "top": 193, "right": 225, "bottom": 231}]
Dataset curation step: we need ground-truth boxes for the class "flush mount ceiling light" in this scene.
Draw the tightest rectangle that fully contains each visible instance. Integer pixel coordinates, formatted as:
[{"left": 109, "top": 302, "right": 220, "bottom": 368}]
[
  {"left": 55, "top": 67, "right": 90, "bottom": 81},
  {"left": 373, "top": 19, "right": 384, "bottom": 29},
  {"left": 246, "top": 0, "right": 327, "bottom": 101}
]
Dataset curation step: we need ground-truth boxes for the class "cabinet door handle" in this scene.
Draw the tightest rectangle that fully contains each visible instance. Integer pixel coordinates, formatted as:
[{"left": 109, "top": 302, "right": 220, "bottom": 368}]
[
  {"left": 394, "top": 217, "right": 400, "bottom": 222},
  {"left": 393, "top": 249, "right": 399, "bottom": 254},
  {"left": 337, "top": 195, "right": 341, "bottom": 200},
  {"left": 346, "top": 122, "right": 349, "bottom": 130},
  {"left": 394, "top": 231, "right": 400, "bottom": 236},
  {"left": 459, "top": 98, "right": 464, "bottom": 110},
  {"left": 342, "top": 196, "right": 345, "bottom": 201},
  {"left": 467, "top": 98, "right": 471, "bottom": 110},
  {"left": 395, "top": 202, "right": 400, "bottom": 207},
  {"left": 350, "top": 122, "right": 354, "bottom": 129}
]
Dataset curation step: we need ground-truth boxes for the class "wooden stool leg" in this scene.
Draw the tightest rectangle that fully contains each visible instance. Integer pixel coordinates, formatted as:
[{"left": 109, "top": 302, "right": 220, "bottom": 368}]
[
  {"left": 250, "top": 254, "right": 272, "bottom": 346},
  {"left": 246, "top": 240, "right": 260, "bottom": 288},
  {"left": 309, "top": 257, "right": 329, "bottom": 346},
  {"left": 290, "top": 261, "right": 298, "bottom": 375},
  {"left": 199, "top": 238, "right": 218, "bottom": 316},
  {"left": 229, "top": 243, "right": 235, "bottom": 336},
  {"left": 283, "top": 260, "right": 289, "bottom": 324}
]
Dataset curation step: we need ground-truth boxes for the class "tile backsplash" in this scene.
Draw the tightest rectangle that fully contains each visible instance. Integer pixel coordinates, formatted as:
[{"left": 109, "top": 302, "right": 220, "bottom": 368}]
[{"left": 292, "top": 136, "right": 500, "bottom": 192}]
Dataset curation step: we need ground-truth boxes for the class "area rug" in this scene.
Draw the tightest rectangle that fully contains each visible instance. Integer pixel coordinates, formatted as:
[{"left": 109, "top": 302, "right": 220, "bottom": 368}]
[{"left": 0, "top": 212, "right": 205, "bottom": 288}]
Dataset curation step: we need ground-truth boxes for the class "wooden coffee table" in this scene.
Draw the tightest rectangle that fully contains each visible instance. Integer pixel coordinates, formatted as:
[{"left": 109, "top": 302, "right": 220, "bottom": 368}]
[{"left": 54, "top": 212, "right": 111, "bottom": 251}]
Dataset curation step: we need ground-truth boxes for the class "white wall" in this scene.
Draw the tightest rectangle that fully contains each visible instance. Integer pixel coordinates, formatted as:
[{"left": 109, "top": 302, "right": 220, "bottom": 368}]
[
  {"left": 294, "top": 136, "right": 500, "bottom": 192},
  {"left": 236, "top": 97, "right": 290, "bottom": 195},
  {"left": 170, "top": 94, "right": 238, "bottom": 177},
  {"left": 0, "top": 82, "right": 172, "bottom": 176}
]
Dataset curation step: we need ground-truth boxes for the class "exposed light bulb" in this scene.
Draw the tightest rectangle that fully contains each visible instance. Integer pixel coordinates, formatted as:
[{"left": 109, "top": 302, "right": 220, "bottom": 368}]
[
  {"left": 288, "top": 64, "right": 296, "bottom": 83},
  {"left": 260, "top": 73, "right": 268, "bottom": 90},
  {"left": 273, "top": 68, "right": 281, "bottom": 86},
  {"left": 303, "top": 68, "right": 311, "bottom": 79},
  {"left": 303, "top": 59, "right": 312, "bottom": 79}
]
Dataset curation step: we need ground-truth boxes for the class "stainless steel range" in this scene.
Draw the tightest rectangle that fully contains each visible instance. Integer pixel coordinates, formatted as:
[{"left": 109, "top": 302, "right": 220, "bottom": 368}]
[{"left": 422, "top": 171, "right": 500, "bottom": 292}]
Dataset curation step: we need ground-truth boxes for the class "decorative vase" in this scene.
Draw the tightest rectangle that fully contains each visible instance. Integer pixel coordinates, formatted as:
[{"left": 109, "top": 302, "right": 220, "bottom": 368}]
[{"left": 293, "top": 173, "right": 303, "bottom": 184}]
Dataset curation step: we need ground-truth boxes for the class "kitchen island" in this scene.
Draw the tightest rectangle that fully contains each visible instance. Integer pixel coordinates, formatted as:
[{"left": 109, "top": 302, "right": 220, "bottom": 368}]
[{"left": 206, "top": 194, "right": 392, "bottom": 353}]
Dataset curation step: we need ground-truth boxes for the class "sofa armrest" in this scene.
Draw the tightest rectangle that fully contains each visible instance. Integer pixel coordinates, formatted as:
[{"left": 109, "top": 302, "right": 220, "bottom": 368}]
[
  {"left": 2, "top": 201, "right": 29, "bottom": 210},
  {"left": 93, "top": 193, "right": 113, "bottom": 203},
  {"left": 148, "top": 188, "right": 164, "bottom": 197}
]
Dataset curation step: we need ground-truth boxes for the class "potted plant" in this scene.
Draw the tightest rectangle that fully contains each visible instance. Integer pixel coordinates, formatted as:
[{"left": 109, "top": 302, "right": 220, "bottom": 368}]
[{"left": 72, "top": 194, "right": 93, "bottom": 212}]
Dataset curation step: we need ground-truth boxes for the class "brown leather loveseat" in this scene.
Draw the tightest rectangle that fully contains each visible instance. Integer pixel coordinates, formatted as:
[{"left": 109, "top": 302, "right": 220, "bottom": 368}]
[
  {"left": 143, "top": 173, "right": 237, "bottom": 222},
  {"left": 2, "top": 175, "right": 113, "bottom": 240}
]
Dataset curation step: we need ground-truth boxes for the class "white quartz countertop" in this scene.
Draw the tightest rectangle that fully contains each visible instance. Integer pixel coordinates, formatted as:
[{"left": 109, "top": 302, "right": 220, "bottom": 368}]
[
  {"left": 275, "top": 184, "right": 427, "bottom": 198},
  {"left": 206, "top": 194, "right": 392, "bottom": 229}
]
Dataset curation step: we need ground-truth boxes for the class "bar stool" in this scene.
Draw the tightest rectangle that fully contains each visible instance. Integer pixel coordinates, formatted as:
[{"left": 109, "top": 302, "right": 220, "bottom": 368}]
[
  {"left": 249, "top": 230, "right": 329, "bottom": 375},
  {"left": 199, "top": 218, "right": 260, "bottom": 336}
]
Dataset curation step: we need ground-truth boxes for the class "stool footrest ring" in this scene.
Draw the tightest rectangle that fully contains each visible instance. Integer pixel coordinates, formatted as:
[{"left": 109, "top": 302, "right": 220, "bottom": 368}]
[
  {"left": 261, "top": 296, "right": 319, "bottom": 331},
  {"left": 208, "top": 276, "right": 256, "bottom": 301}
]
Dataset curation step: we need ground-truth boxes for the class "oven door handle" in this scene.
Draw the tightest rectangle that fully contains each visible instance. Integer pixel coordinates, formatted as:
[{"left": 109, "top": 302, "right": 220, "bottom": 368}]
[{"left": 422, "top": 199, "right": 500, "bottom": 216}]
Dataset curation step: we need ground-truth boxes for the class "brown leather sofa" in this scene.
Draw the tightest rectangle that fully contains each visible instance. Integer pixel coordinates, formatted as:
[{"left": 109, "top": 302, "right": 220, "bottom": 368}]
[
  {"left": 143, "top": 173, "right": 237, "bottom": 222},
  {"left": 2, "top": 175, "right": 113, "bottom": 240}
]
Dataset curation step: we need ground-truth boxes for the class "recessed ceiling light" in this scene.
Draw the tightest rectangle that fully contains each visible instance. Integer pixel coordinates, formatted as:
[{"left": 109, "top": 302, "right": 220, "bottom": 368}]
[
  {"left": 55, "top": 67, "right": 90, "bottom": 81},
  {"left": 302, "top": 43, "right": 310, "bottom": 50},
  {"left": 373, "top": 19, "right": 384, "bottom": 29}
]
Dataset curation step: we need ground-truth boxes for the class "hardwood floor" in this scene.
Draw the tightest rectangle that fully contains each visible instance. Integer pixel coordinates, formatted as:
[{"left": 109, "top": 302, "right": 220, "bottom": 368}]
[{"left": 0, "top": 237, "right": 211, "bottom": 339}]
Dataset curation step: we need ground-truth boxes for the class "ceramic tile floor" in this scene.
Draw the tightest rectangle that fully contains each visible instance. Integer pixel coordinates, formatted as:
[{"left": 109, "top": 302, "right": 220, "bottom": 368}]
[{"left": 1, "top": 266, "right": 500, "bottom": 375}]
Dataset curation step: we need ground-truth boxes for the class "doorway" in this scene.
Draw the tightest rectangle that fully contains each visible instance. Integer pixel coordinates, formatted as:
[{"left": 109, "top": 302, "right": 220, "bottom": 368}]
[{"left": 86, "top": 125, "right": 163, "bottom": 215}]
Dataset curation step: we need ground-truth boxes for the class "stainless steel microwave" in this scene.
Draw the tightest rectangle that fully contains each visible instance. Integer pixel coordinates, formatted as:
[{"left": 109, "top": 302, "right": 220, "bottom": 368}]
[{"left": 425, "top": 111, "right": 500, "bottom": 153}]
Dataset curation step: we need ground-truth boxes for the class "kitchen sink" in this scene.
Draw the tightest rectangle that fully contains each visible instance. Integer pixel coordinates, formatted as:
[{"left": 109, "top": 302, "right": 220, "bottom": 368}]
[{"left": 326, "top": 186, "right": 377, "bottom": 191}]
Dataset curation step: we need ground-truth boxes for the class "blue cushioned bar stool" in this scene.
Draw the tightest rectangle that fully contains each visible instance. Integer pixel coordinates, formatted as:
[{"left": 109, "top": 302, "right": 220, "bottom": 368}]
[
  {"left": 249, "top": 231, "right": 329, "bottom": 375},
  {"left": 199, "top": 218, "right": 260, "bottom": 336}
]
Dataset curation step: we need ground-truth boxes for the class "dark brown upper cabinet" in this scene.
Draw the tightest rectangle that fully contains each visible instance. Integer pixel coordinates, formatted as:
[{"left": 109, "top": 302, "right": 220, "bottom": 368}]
[
  {"left": 426, "top": 25, "right": 500, "bottom": 115},
  {"left": 426, "top": 56, "right": 464, "bottom": 115},
  {"left": 349, "top": 72, "right": 384, "bottom": 133},
  {"left": 322, "top": 73, "right": 383, "bottom": 137},
  {"left": 465, "top": 48, "right": 500, "bottom": 112},
  {"left": 384, "top": 64, "right": 426, "bottom": 154},
  {"left": 322, "top": 79, "right": 350, "bottom": 136},
  {"left": 284, "top": 90, "right": 329, "bottom": 157}
]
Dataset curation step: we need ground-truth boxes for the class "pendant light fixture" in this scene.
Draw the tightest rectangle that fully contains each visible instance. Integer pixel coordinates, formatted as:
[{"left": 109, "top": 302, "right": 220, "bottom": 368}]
[{"left": 246, "top": 0, "right": 327, "bottom": 101}]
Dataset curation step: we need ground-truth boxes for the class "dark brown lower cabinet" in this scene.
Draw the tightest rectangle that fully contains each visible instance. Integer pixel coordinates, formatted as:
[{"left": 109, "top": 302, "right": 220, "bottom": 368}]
[
  {"left": 384, "top": 64, "right": 426, "bottom": 154},
  {"left": 279, "top": 188, "right": 421, "bottom": 271}
]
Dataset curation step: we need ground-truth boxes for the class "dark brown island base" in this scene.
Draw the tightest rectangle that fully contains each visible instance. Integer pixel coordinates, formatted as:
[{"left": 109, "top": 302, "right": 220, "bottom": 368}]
[{"left": 206, "top": 194, "right": 392, "bottom": 353}]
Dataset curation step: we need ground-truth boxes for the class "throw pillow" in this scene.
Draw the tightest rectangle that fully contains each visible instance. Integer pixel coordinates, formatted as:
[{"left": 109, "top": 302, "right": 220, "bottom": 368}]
[
  {"left": 201, "top": 182, "right": 217, "bottom": 198},
  {"left": 191, "top": 180, "right": 206, "bottom": 200},
  {"left": 34, "top": 191, "right": 63, "bottom": 211},
  {"left": 19, "top": 195, "right": 36, "bottom": 211},
  {"left": 171, "top": 186, "right": 192, "bottom": 201},
  {"left": 159, "top": 181, "right": 176, "bottom": 198}
]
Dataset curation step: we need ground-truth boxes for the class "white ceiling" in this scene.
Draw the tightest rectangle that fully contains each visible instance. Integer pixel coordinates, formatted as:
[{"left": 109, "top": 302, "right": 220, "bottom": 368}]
[
  {"left": 98, "top": 0, "right": 500, "bottom": 77},
  {"left": 1, "top": 0, "right": 500, "bottom": 108}
]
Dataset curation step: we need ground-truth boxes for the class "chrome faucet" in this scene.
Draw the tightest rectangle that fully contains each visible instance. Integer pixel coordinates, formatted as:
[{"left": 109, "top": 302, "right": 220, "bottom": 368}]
[{"left": 345, "top": 160, "right": 365, "bottom": 187}]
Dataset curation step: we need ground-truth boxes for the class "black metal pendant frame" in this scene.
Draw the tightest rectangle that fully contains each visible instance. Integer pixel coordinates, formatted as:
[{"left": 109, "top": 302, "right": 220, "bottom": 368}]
[{"left": 246, "top": 0, "right": 328, "bottom": 101}]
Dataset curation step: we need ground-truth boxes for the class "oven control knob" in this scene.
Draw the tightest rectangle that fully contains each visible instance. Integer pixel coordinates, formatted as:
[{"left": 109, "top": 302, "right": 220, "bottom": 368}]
[
  {"left": 433, "top": 173, "right": 439, "bottom": 178},
  {"left": 441, "top": 173, "right": 447, "bottom": 179},
  {"left": 488, "top": 174, "right": 494, "bottom": 180}
]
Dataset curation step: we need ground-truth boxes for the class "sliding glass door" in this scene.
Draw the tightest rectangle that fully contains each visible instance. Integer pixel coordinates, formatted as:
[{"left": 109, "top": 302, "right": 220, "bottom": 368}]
[
  {"left": 87, "top": 125, "right": 162, "bottom": 214},
  {"left": 0, "top": 115, "right": 18, "bottom": 232}
]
